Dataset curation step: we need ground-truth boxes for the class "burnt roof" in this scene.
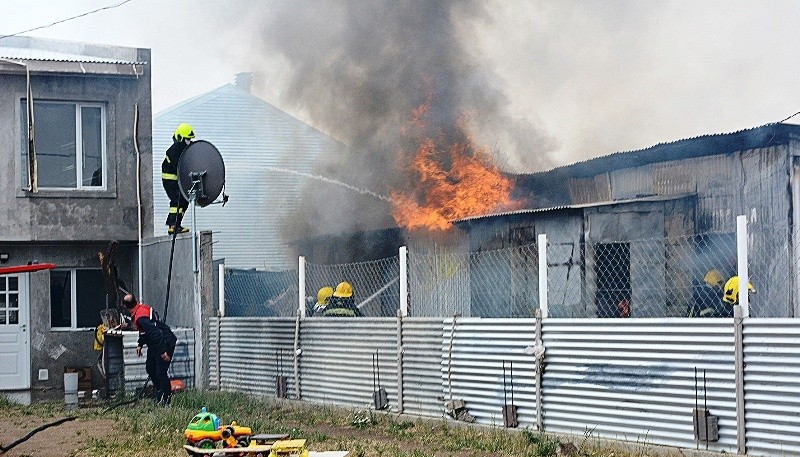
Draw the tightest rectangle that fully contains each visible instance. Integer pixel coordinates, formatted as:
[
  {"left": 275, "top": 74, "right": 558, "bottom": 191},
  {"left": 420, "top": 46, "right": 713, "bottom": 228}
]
[
  {"left": 514, "top": 122, "right": 800, "bottom": 207},
  {"left": 530, "top": 122, "right": 800, "bottom": 179}
]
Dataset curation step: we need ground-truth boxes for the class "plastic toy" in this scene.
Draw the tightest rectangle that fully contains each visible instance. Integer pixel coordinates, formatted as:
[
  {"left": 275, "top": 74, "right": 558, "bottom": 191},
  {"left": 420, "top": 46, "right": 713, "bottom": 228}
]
[{"left": 184, "top": 407, "right": 252, "bottom": 449}]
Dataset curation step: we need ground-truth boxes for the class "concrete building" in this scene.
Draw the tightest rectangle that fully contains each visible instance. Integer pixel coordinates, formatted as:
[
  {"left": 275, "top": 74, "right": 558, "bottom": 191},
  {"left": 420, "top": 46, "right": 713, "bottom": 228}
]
[
  {"left": 0, "top": 36, "right": 152, "bottom": 402},
  {"left": 153, "top": 73, "right": 344, "bottom": 270}
]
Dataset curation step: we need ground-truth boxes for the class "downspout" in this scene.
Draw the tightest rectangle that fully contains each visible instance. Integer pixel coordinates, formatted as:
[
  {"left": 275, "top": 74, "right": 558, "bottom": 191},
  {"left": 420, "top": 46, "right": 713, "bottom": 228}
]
[
  {"left": 133, "top": 104, "right": 143, "bottom": 299},
  {"left": 25, "top": 65, "right": 37, "bottom": 193},
  {"left": 791, "top": 157, "right": 800, "bottom": 317},
  {"left": 4, "top": 59, "right": 39, "bottom": 193}
]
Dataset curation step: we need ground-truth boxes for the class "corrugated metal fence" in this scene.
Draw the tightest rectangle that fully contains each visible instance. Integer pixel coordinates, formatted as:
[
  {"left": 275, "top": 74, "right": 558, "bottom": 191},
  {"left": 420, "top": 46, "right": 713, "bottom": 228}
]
[
  {"left": 210, "top": 316, "right": 800, "bottom": 456},
  {"left": 123, "top": 328, "right": 195, "bottom": 394}
]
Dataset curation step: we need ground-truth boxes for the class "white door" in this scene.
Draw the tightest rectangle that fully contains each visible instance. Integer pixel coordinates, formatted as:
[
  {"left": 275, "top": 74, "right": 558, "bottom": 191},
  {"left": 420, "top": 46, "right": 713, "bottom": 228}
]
[{"left": 0, "top": 274, "right": 30, "bottom": 390}]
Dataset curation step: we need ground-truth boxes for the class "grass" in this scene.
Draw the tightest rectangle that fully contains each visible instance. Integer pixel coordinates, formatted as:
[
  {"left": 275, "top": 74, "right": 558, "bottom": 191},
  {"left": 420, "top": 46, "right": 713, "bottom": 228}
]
[{"left": 0, "top": 391, "right": 683, "bottom": 457}]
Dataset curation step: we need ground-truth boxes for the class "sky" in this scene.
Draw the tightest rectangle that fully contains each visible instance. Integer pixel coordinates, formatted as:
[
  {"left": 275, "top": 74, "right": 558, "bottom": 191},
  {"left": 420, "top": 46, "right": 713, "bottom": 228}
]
[{"left": 4, "top": 0, "right": 800, "bottom": 173}]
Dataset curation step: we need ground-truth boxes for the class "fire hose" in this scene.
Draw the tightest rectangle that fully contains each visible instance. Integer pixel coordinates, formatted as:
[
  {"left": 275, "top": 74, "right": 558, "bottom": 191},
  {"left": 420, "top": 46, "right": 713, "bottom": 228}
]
[{"left": 0, "top": 416, "right": 76, "bottom": 454}]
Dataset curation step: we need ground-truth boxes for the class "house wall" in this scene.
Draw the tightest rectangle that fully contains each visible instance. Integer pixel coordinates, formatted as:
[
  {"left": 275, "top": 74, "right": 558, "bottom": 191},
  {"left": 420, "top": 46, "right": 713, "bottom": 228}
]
[
  {"left": 0, "top": 46, "right": 155, "bottom": 397},
  {"left": 0, "top": 49, "right": 153, "bottom": 242},
  {"left": 7, "top": 243, "right": 137, "bottom": 396},
  {"left": 141, "top": 231, "right": 215, "bottom": 388}
]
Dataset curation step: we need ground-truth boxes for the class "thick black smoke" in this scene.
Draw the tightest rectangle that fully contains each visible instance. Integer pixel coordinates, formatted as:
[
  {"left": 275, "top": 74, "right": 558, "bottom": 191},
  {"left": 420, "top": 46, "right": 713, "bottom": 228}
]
[{"left": 248, "top": 1, "right": 556, "bottom": 240}]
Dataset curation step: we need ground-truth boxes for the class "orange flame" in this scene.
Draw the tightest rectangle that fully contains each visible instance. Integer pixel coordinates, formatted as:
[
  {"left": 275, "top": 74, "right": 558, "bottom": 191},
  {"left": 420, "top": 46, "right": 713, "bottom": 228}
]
[{"left": 391, "top": 100, "right": 518, "bottom": 231}]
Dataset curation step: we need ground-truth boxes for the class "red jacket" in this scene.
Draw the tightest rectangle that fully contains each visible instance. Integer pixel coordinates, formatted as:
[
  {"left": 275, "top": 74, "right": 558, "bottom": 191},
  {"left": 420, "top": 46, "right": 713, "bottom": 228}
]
[{"left": 129, "top": 302, "right": 176, "bottom": 356}]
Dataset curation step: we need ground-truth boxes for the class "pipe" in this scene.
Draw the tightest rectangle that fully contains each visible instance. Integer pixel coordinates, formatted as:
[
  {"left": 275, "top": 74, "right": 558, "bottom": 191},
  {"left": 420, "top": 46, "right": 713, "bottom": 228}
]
[{"left": 133, "top": 103, "right": 142, "bottom": 300}]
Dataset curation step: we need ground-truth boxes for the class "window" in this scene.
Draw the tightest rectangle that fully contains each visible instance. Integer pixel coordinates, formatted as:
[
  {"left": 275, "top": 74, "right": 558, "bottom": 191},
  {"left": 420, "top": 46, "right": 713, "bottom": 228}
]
[
  {"left": 595, "top": 243, "right": 631, "bottom": 318},
  {"left": 0, "top": 276, "right": 20, "bottom": 325},
  {"left": 21, "top": 101, "right": 106, "bottom": 189},
  {"left": 50, "top": 269, "right": 106, "bottom": 329}
]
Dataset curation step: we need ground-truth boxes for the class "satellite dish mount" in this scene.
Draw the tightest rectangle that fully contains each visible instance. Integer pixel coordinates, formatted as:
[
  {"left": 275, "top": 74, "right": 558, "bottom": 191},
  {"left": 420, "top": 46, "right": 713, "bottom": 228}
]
[{"left": 176, "top": 140, "right": 227, "bottom": 272}]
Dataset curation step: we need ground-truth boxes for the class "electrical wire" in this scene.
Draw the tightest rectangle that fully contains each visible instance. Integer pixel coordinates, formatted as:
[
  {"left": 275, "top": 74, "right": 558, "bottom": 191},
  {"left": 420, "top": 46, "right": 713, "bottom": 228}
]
[
  {"left": 0, "top": 0, "right": 136, "bottom": 41},
  {"left": 779, "top": 111, "right": 800, "bottom": 123}
]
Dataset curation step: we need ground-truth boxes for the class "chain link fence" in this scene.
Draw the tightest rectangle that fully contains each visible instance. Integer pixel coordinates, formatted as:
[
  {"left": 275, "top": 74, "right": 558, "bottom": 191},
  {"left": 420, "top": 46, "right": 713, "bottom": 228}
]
[
  {"left": 548, "top": 233, "right": 739, "bottom": 318},
  {"left": 408, "top": 243, "right": 538, "bottom": 317},
  {"left": 223, "top": 226, "right": 793, "bottom": 318},
  {"left": 223, "top": 268, "right": 297, "bottom": 317},
  {"left": 305, "top": 257, "right": 400, "bottom": 317}
]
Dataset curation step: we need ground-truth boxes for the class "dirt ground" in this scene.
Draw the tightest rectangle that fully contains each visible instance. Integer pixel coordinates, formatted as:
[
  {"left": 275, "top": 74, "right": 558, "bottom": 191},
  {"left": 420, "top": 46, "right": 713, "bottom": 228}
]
[
  {"left": 3, "top": 416, "right": 118, "bottom": 457},
  {"left": 0, "top": 414, "right": 482, "bottom": 457}
]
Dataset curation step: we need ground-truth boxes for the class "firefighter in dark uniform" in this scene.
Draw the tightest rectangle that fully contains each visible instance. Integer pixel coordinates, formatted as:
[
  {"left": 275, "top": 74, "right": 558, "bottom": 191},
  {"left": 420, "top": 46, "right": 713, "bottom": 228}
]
[
  {"left": 322, "top": 281, "right": 364, "bottom": 317},
  {"left": 123, "top": 294, "right": 177, "bottom": 405},
  {"left": 162, "top": 123, "right": 195, "bottom": 234}
]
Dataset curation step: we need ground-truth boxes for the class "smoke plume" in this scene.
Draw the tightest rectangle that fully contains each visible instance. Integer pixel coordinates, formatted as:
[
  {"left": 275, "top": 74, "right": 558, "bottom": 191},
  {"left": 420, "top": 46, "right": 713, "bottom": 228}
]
[{"left": 245, "top": 1, "right": 557, "bottom": 240}]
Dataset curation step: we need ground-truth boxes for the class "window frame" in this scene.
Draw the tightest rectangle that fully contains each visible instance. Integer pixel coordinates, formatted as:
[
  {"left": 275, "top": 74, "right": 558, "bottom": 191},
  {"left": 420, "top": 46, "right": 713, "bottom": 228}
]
[
  {"left": 50, "top": 267, "right": 106, "bottom": 331},
  {"left": 20, "top": 100, "right": 108, "bottom": 191}
]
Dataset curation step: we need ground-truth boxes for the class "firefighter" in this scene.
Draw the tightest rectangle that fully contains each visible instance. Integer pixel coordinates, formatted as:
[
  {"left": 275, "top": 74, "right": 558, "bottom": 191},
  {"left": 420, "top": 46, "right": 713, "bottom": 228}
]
[
  {"left": 123, "top": 294, "right": 177, "bottom": 405},
  {"left": 689, "top": 269, "right": 727, "bottom": 317},
  {"left": 722, "top": 275, "right": 755, "bottom": 306},
  {"left": 162, "top": 123, "right": 195, "bottom": 234},
  {"left": 311, "top": 286, "right": 334, "bottom": 316},
  {"left": 322, "top": 281, "right": 363, "bottom": 317}
]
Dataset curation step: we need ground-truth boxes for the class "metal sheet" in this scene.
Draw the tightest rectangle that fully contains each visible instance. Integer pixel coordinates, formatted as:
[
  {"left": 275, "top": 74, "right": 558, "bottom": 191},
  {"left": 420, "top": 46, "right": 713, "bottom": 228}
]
[
  {"left": 442, "top": 318, "right": 539, "bottom": 427},
  {"left": 401, "top": 318, "right": 445, "bottom": 417},
  {"left": 123, "top": 328, "right": 195, "bottom": 394},
  {"left": 743, "top": 319, "right": 800, "bottom": 456},
  {"left": 542, "top": 318, "right": 736, "bottom": 452},
  {"left": 299, "top": 318, "right": 398, "bottom": 409},
  {"left": 212, "top": 317, "right": 298, "bottom": 398}
]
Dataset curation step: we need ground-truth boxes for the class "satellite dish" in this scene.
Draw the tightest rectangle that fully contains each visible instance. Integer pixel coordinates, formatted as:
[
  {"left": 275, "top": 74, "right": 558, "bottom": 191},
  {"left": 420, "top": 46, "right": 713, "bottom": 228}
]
[{"left": 177, "top": 140, "right": 226, "bottom": 207}]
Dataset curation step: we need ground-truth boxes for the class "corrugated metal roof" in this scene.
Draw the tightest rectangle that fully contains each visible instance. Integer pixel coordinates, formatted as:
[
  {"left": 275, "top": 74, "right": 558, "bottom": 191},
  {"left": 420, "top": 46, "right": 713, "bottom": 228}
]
[
  {"left": 522, "top": 122, "right": 800, "bottom": 180},
  {"left": 0, "top": 46, "right": 141, "bottom": 65},
  {"left": 454, "top": 193, "right": 695, "bottom": 224},
  {"left": 0, "top": 36, "right": 144, "bottom": 65},
  {"left": 153, "top": 82, "right": 344, "bottom": 270}
]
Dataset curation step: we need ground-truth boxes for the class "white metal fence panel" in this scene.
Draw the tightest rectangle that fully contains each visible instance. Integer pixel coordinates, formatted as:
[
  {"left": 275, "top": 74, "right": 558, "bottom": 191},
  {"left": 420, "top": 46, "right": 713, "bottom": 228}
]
[
  {"left": 743, "top": 319, "right": 800, "bottom": 456},
  {"left": 210, "top": 317, "right": 297, "bottom": 398},
  {"left": 542, "top": 319, "right": 736, "bottom": 452},
  {"left": 443, "top": 318, "right": 538, "bottom": 427},
  {"left": 401, "top": 318, "right": 445, "bottom": 417},
  {"left": 124, "top": 327, "right": 195, "bottom": 394},
  {"left": 299, "top": 318, "right": 398, "bottom": 409}
]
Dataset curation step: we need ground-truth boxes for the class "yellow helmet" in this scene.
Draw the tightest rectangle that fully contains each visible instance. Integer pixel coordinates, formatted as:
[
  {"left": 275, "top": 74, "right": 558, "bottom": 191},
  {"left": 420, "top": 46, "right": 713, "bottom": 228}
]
[
  {"left": 333, "top": 281, "right": 353, "bottom": 298},
  {"left": 722, "top": 276, "right": 755, "bottom": 304},
  {"left": 173, "top": 123, "right": 195, "bottom": 142},
  {"left": 703, "top": 269, "right": 723, "bottom": 288},
  {"left": 317, "top": 286, "right": 334, "bottom": 304}
]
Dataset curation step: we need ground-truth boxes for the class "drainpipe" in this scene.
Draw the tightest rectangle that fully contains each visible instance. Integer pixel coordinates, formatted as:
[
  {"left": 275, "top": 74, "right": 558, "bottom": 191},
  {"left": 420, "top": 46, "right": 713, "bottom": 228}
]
[
  {"left": 133, "top": 103, "right": 143, "bottom": 300},
  {"left": 791, "top": 161, "right": 800, "bottom": 317}
]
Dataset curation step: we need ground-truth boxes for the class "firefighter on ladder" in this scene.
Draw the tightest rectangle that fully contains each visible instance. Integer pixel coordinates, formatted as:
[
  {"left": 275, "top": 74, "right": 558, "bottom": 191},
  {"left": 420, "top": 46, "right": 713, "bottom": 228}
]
[{"left": 162, "top": 123, "right": 195, "bottom": 234}]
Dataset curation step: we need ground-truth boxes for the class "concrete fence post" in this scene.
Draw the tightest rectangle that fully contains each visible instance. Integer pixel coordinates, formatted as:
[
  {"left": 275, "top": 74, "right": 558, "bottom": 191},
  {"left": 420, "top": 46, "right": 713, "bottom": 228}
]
[
  {"left": 294, "top": 256, "right": 306, "bottom": 400},
  {"left": 734, "top": 215, "right": 748, "bottom": 453},
  {"left": 537, "top": 234, "right": 548, "bottom": 318}
]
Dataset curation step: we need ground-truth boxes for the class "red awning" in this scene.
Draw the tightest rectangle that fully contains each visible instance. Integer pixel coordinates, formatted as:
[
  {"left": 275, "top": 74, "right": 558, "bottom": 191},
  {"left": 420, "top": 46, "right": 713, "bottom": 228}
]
[{"left": 0, "top": 263, "right": 57, "bottom": 275}]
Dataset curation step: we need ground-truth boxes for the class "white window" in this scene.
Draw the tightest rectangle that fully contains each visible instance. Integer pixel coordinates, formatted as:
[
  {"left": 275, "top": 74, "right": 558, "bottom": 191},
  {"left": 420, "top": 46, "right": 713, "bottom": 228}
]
[
  {"left": 0, "top": 276, "right": 20, "bottom": 325},
  {"left": 50, "top": 269, "right": 106, "bottom": 329},
  {"left": 21, "top": 101, "right": 106, "bottom": 190}
]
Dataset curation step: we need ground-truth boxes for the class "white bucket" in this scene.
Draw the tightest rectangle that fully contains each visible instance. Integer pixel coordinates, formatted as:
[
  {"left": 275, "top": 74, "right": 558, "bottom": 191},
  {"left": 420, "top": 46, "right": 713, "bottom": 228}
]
[{"left": 64, "top": 372, "right": 79, "bottom": 410}]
